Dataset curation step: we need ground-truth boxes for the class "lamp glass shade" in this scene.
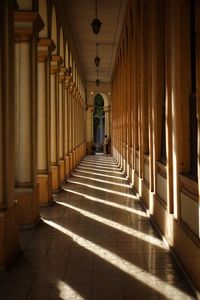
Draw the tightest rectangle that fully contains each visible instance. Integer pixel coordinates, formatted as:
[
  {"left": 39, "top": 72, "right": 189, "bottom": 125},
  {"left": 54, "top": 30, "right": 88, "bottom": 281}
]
[
  {"left": 91, "top": 18, "right": 102, "bottom": 34},
  {"left": 96, "top": 79, "right": 100, "bottom": 86},
  {"left": 94, "top": 56, "right": 100, "bottom": 67}
]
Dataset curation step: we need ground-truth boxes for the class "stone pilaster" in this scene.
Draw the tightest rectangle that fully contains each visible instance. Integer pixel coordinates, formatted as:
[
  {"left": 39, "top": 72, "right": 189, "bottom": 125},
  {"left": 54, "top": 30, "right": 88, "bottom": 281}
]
[
  {"left": 15, "top": 11, "right": 44, "bottom": 226},
  {"left": 50, "top": 55, "right": 63, "bottom": 192},
  {"left": 104, "top": 107, "right": 110, "bottom": 137},
  {"left": 64, "top": 76, "right": 71, "bottom": 177},
  {"left": 58, "top": 66, "right": 66, "bottom": 183},
  {"left": 37, "top": 38, "right": 55, "bottom": 206},
  {"left": 0, "top": 0, "right": 19, "bottom": 268},
  {"left": 69, "top": 82, "right": 74, "bottom": 172}
]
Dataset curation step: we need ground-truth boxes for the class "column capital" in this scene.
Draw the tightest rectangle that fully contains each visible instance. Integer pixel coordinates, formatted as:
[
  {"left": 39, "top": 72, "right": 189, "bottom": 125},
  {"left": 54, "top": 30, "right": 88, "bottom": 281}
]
[
  {"left": 78, "top": 94, "right": 82, "bottom": 104},
  {"left": 74, "top": 87, "right": 79, "bottom": 100},
  {"left": 50, "top": 55, "right": 63, "bottom": 74},
  {"left": 38, "top": 38, "right": 56, "bottom": 62},
  {"left": 81, "top": 96, "right": 85, "bottom": 106},
  {"left": 73, "top": 87, "right": 78, "bottom": 99},
  {"left": 65, "top": 75, "right": 72, "bottom": 88},
  {"left": 59, "top": 66, "right": 67, "bottom": 83},
  {"left": 15, "top": 11, "right": 44, "bottom": 42},
  {"left": 69, "top": 82, "right": 76, "bottom": 94}
]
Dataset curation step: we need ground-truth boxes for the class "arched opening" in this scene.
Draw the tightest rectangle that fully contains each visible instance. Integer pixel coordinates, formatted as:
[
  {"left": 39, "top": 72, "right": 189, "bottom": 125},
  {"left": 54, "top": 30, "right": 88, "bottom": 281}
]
[
  {"left": 51, "top": 6, "right": 57, "bottom": 54},
  {"left": 39, "top": 0, "right": 48, "bottom": 38},
  {"left": 65, "top": 41, "right": 69, "bottom": 69},
  {"left": 93, "top": 93, "right": 105, "bottom": 152},
  {"left": 59, "top": 27, "right": 64, "bottom": 60}
]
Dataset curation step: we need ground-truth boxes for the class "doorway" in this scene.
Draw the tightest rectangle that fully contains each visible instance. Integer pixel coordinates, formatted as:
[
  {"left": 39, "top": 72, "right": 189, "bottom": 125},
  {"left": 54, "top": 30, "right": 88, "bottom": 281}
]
[{"left": 93, "top": 94, "right": 105, "bottom": 152}]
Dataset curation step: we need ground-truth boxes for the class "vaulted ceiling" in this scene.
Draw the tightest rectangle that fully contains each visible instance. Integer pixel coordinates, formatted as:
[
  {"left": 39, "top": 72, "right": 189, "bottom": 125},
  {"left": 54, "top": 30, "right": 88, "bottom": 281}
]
[{"left": 63, "top": 0, "right": 128, "bottom": 84}]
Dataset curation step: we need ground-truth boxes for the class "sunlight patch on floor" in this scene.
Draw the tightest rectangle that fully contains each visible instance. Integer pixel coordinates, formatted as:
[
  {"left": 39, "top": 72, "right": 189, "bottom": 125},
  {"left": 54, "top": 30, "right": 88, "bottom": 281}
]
[
  {"left": 81, "top": 160, "right": 118, "bottom": 167},
  {"left": 77, "top": 165, "right": 123, "bottom": 174},
  {"left": 44, "top": 219, "right": 190, "bottom": 300},
  {"left": 75, "top": 168, "right": 127, "bottom": 181},
  {"left": 63, "top": 188, "right": 147, "bottom": 217},
  {"left": 57, "top": 280, "right": 84, "bottom": 300},
  {"left": 71, "top": 173, "right": 132, "bottom": 188},
  {"left": 79, "top": 162, "right": 119, "bottom": 171},
  {"left": 56, "top": 200, "right": 164, "bottom": 248},
  {"left": 66, "top": 180, "right": 137, "bottom": 199}
]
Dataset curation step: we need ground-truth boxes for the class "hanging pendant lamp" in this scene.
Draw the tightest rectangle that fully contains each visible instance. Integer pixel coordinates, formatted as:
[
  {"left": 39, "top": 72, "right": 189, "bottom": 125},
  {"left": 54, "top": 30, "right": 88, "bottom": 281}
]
[
  {"left": 94, "top": 43, "right": 101, "bottom": 67},
  {"left": 96, "top": 69, "right": 100, "bottom": 86},
  {"left": 91, "top": 0, "right": 102, "bottom": 34}
]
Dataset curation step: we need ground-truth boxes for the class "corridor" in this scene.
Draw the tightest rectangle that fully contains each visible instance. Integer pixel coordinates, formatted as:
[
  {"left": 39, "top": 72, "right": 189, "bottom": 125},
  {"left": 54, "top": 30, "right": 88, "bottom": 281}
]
[{"left": 0, "top": 156, "right": 196, "bottom": 300}]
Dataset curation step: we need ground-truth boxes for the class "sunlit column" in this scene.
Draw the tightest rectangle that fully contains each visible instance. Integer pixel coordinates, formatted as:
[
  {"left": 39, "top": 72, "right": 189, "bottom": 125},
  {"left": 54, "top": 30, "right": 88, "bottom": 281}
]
[
  {"left": 78, "top": 100, "right": 81, "bottom": 162},
  {"left": 84, "top": 100, "right": 87, "bottom": 155},
  {"left": 91, "top": 108, "right": 94, "bottom": 142},
  {"left": 37, "top": 38, "right": 55, "bottom": 206},
  {"left": 64, "top": 76, "right": 71, "bottom": 177},
  {"left": 58, "top": 66, "right": 66, "bottom": 183},
  {"left": 74, "top": 95, "right": 78, "bottom": 165},
  {"left": 0, "top": 0, "right": 19, "bottom": 267},
  {"left": 81, "top": 104, "right": 83, "bottom": 146},
  {"left": 15, "top": 11, "right": 44, "bottom": 226},
  {"left": 77, "top": 96, "right": 81, "bottom": 163},
  {"left": 68, "top": 91, "right": 72, "bottom": 153},
  {"left": 74, "top": 94, "right": 77, "bottom": 149},
  {"left": 69, "top": 84, "right": 73, "bottom": 172},
  {"left": 72, "top": 88, "right": 76, "bottom": 150},
  {"left": 78, "top": 98, "right": 81, "bottom": 145},
  {"left": 104, "top": 107, "right": 110, "bottom": 137},
  {"left": 72, "top": 88, "right": 76, "bottom": 168},
  {"left": 76, "top": 97, "right": 79, "bottom": 147},
  {"left": 50, "top": 55, "right": 62, "bottom": 192}
]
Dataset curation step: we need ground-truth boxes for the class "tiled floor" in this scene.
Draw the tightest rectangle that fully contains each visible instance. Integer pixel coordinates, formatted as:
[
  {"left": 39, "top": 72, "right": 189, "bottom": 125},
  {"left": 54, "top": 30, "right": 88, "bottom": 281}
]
[{"left": 0, "top": 155, "right": 197, "bottom": 299}]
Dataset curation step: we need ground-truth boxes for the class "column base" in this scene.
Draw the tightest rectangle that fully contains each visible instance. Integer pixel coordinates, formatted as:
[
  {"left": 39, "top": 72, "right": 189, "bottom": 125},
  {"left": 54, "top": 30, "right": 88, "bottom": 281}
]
[
  {"left": 15, "top": 185, "right": 40, "bottom": 227},
  {"left": 73, "top": 150, "right": 76, "bottom": 169},
  {"left": 76, "top": 147, "right": 79, "bottom": 165},
  {"left": 65, "top": 155, "right": 70, "bottom": 177},
  {"left": 77, "top": 146, "right": 80, "bottom": 164},
  {"left": 59, "top": 159, "right": 65, "bottom": 183},
  {"left": 69, "top": 152, "right": 73, "bottom": 173},
  {"left": 86, "top": 142, "right": 92, "bottom": 155},
  {"left": 51, "top": 164, "right": 61, "bottom": 193},
  {"left": 0, "top": 204, "right": 20, "bottom": 270},
  {"left": 38, "top": 173, "right": 53, "bottom": 207},
  {"left": 74, "top": 148, "right": 77, "bottom": 166}
]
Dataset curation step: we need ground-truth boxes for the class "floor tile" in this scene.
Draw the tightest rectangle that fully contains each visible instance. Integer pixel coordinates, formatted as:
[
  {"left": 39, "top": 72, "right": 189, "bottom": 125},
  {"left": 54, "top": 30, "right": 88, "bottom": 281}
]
[{"left": 0, "top": 155, "right": 197, "bottom": 300}]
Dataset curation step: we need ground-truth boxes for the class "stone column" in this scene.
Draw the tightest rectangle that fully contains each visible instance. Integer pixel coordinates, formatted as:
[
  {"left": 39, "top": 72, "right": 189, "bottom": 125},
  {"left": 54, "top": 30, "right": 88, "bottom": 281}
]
[
  {"left": 0, "top": 0, "right": 19, "bottom": 268},
  {"left": 78, "top": 97, "right": 81, "bottom": 149},
  {"left": 86, "top": 105, "right": 94, "bottom": 154},
  {"left": 69, "top": 83, "right": 74, "bottom": 171},
  {"left": 64, "top": 76, "right": 71, "bottom": 177},
  {"left": 72, "top": 90, "right": 76, "bottom": 169},
  {"left": 104, "top": 107, "right": 110, "bottom": 137},
  {"left": 76, "top": 95, "right": 79, "bottom": 164},
  {"left": 74, "top": 88, "right": 78, "bottom": 167},
  {"left": 72, "top": 87, "right": 75, "bottom": 150},
  {"left": 68, "top": 86, "right": 72, "bottom": 172},
  {"left": 37, "top": 38, "right": 55, "bottom": 206},
  {"left": 58, "top": 66, "right": 66, "bottom": 183},
  {"left": 50, "top": 55, "right": 63, "bottom": 192},
  {"left": 15, "top": 11, "right": 44, "bottom": 226}
]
